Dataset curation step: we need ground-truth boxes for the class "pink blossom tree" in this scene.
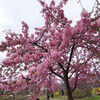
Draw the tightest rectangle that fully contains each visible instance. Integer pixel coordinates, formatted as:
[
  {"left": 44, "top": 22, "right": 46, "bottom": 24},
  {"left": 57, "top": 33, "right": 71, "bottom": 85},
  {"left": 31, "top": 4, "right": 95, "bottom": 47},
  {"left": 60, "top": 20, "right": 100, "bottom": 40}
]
[{"left": 0, "top": 0, "right": 100, "bottom": 100}]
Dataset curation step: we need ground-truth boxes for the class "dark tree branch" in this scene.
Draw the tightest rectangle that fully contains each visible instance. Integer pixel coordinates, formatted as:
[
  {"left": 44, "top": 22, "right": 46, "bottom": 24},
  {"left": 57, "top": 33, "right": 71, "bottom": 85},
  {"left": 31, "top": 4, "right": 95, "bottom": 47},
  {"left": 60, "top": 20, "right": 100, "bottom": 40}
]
[
  {"left": 92, "top": 58, "right": 100, "bottom": 81},
  {"left": 0, "top": 63, "right": 4, "bottom": 68},
  {"left": 10, "top": 62, "right": 23, "bottom": 78},
  {"left": 71, "top": 73, "right": 79, "bottom": 93},
  {"left": 0, "top": 81, "right": 8, "bottom": 85},
  {"left": 37, "top": 18, "right": 50, "bottom": 42},
  {"left": 30, "top": 42, "right": 48, "bottom": 52},
  {"left": 68, "top": 70, "right": 75, "bottom": 79},
  {"left": 23, "top": 77, "right": 31, "bottom": 82},
  {"left": 49, "top": 68, "right": 63, "bottom": 79},
  {"left": 86, "top": 44, "right": 100, "bottom": 81},
  {"left": 47, "top": 7, "right": 66, "bottom": 25},
  {"left": 20, "top": 50, "right": 28, "bottom": 56},
  {"left": 58, "top": 62, "right": 65, "bottom": 72},
  {"left": 66, "top": 44, "right": 75, "bottom": 73}
]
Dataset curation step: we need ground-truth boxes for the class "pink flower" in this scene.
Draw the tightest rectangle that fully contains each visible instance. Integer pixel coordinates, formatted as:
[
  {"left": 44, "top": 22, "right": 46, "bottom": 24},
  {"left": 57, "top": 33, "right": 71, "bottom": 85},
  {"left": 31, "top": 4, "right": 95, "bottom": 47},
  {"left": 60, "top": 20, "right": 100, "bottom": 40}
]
[
  {"left": 51, "top": 50, "right": 61, "bottom": 59},
  {"left": 81, "top": 11, "right": 89, "bottom": 18},
  {"left": 97, "top": 19, "right": 100, "bottom": 26}
]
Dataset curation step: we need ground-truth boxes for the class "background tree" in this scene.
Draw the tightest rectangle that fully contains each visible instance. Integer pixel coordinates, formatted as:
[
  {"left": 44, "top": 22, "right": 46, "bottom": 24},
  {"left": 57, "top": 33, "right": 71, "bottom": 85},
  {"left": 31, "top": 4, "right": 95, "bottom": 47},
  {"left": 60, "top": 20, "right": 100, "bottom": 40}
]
[{"left": 0, "top": 0, "right": 100, "bottom": 100}]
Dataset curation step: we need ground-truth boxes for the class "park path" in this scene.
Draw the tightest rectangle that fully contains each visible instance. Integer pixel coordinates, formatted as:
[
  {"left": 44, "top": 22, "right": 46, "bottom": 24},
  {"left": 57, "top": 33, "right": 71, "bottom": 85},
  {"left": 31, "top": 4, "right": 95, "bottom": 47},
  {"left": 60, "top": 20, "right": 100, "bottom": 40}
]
[
  {"left": 54, "top": 99, "right": 63, "bottom": 100},
  {"left": 50, "top": 99, "right": 63, "bottom": 100}
]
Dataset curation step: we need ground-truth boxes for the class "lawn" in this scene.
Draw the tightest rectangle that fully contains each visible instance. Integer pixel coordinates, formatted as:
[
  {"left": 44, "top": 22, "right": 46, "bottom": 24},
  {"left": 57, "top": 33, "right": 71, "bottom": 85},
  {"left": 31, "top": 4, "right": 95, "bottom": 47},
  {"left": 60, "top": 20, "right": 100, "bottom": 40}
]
[
  {"left": 0, "top": 95, "right": 27, "bottom": 100},
  {"left": 40, "top": 95, "right": 100, "bottom": 100},
  {"left": 0, "top": 95, "right": 100, "bottom": 100},
  {"left": 56, "top": 96, "right": 100, "bottom": 100},
  {"left": 76, "top": 96, "right": 100, "bottom": 100}
]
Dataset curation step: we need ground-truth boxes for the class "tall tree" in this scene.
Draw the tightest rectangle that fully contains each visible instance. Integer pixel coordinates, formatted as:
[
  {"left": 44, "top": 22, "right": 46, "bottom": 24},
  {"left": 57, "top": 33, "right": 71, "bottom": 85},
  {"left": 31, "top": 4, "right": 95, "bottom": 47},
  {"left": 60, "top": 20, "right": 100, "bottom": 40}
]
[{"left": 0, "top": 0, "right": 100, "bottom": 100}]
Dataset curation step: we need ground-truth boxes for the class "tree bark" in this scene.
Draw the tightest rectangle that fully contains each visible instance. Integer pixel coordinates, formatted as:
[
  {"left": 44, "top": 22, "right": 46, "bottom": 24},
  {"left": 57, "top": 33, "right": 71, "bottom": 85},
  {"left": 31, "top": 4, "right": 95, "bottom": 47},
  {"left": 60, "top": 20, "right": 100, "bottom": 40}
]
[
  {"left": 46, "top": 90, "right": 50, "bottom": 100},
  {"left": 63, "top": 76, "right": 74, "bottom": 100}
]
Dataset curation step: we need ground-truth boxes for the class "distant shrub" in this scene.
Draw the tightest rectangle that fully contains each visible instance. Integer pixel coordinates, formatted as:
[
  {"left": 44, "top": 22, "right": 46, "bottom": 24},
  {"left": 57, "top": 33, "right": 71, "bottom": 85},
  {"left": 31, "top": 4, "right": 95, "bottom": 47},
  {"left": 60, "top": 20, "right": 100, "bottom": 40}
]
[
  {"left": 54, "top": 91, "right": 59, "bottom": 97},
  {"left": 72, "top": 89, "right": 92, "bottom": 98},
  {"left": 93, "top": 87, "right": 100, "bottom": 95}
]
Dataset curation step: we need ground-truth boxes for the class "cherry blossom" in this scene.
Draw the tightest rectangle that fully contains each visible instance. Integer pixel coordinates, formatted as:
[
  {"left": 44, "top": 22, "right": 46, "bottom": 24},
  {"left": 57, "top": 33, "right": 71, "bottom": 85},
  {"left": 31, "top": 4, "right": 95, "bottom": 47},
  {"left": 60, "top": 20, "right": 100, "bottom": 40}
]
[{"left": 0, "top": 0, "right": 100, "bottom": 100}]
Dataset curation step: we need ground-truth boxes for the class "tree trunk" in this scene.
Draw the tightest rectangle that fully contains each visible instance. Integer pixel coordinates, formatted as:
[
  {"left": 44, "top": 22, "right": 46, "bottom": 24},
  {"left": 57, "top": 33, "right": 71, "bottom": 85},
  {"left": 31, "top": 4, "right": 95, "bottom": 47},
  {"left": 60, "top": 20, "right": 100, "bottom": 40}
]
[
  {"left": 63, "top": 77, "right": 74, "bottom": 100},
  {"left": 46, "top": 90, "right": 50, "bottom": 100}
]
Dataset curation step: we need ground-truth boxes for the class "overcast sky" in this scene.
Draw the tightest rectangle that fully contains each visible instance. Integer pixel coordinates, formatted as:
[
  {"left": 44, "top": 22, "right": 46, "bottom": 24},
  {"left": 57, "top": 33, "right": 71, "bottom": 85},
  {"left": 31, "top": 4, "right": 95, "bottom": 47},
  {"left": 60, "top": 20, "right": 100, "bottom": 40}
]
[{"left": 0, "top": 0, "right": 95, "bottom": 60}]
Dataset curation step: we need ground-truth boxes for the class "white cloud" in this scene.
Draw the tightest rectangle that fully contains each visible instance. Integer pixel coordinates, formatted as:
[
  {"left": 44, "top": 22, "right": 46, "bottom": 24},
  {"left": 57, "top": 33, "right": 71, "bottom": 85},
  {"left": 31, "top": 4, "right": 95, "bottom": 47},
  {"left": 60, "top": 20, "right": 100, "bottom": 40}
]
[
  {"left": 0, "top": 51, "right": 6, "bottom": 61},
  {"left": 0, "top": 0, "right": 15, "bottom": 43},
  {"left": 81, "top": 0, "right": 95, "bottom": 12},
  {"left": 63, "top": 0, "right": 95, "bottom": 26},
  {"left": 0, "top": 9, "right": 14, "bottom": 26},
  {"left": 0, "top": 0, "right": 3, "bottom": 7}
]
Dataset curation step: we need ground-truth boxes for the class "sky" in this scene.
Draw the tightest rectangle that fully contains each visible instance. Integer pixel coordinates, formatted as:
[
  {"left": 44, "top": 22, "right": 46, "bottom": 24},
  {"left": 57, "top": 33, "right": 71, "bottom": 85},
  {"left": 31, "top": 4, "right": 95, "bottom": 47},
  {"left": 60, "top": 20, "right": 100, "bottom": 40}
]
[{"left": 0, "top": 0, "right": 95, "bottom": 61}]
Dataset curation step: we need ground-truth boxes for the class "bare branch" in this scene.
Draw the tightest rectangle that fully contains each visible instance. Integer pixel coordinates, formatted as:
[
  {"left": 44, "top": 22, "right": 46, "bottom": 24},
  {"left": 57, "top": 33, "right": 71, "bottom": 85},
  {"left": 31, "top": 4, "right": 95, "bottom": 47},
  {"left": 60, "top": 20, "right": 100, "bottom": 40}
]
[
  {"left": 58, "top": 62, "right": 65, "bottom": 72},
  {"left": 49, "top": 68, "right": 63, "bottom": 79},
  {"left": 71, "top": 73, "right": 79, "bottom": 93},
  {"left": 10, "top": 62, "right": 23, "bottom": 78},
  {"left": 66, "top": 44, "right": 75, "bottom": 73},
  {"left": 68, "top": 70, "right": 75, "bottom": 79},
  {"left": 46, "top": 7, "right": 66, "bottom": 25},
  {"left": 92, "top": 58, "right": 100, "bottom": 81},
  {"left": 37, "top": 18, "right": 50, "bottom": 42},
  {"left": 0, "top": 81, "right": 8, "bottom": 85},
  {"left": 30, "top": 42, "right": 48, "bottom": 52}
]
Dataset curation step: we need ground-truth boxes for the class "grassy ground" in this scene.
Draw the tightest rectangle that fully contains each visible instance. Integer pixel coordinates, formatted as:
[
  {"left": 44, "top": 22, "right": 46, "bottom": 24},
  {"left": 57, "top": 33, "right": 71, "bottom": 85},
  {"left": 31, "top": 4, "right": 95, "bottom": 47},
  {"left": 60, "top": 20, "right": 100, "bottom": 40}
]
[
  {"left": 40, "top": 95, "right": 100, "bottom": 100},
  {"left": 76, "top": 96, "right": 100, "bottom": 100},
  {"left": 0, "top": 95, "right": 27, "bottom": 100},
  {"left": 55, "top": 96, "right": 100, "bottom": 100},
  {"left": 0, "top": 95, "right": 100, "bottom": 100}
]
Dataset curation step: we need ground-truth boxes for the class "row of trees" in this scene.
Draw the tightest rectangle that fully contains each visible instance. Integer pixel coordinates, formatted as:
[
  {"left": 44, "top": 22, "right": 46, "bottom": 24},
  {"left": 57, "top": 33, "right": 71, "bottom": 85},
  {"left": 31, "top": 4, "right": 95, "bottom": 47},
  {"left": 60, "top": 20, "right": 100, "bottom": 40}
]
[{"left": 0, "top": 0, "right": 100, "bottom": 100}]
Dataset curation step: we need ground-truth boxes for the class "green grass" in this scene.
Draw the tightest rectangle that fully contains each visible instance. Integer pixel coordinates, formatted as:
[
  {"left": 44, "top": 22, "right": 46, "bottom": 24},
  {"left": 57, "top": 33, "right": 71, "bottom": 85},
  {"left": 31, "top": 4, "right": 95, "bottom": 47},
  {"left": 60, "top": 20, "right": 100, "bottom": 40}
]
[
  {"left": 77, "top": 96, "right": 100, "bottom": 100},
  {"left": 40, "top": 95, "right": 100, "bottom": 100},
  {"left": 57, "top": 96, "right": 100, "bottom": 100},
  {"left": 0, "top": 95, "right": 27, "bottom": 100},
  {"left": 0, "top": 95, "right": 100, "bottom": 100}
]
